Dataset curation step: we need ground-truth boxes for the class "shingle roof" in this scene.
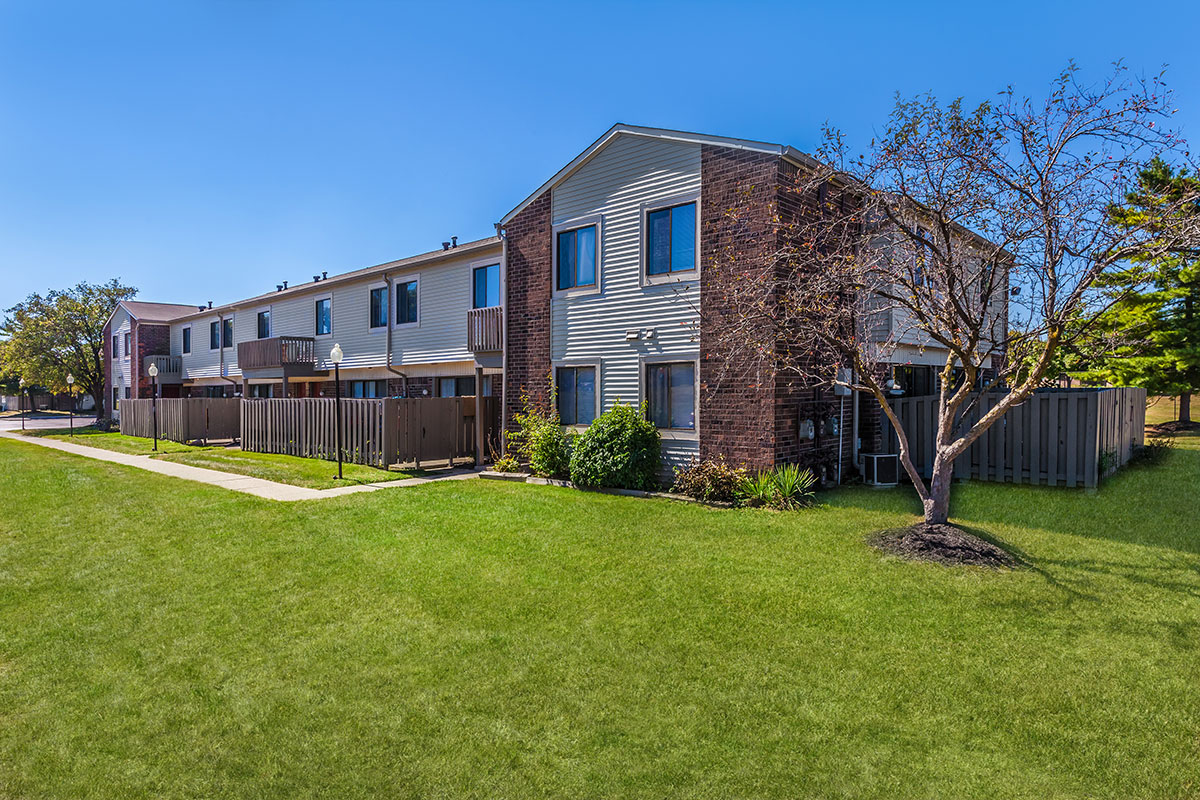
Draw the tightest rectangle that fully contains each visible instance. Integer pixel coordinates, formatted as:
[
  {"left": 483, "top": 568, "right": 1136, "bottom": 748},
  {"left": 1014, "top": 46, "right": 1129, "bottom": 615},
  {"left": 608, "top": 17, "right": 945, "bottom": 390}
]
[{"left": 121, "top": 301, "right": 203, "bottom": 322}]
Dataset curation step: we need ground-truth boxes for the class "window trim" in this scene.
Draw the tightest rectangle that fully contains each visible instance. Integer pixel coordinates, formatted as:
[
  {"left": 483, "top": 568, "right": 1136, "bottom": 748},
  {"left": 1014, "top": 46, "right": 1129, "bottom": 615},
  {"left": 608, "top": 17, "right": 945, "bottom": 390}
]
[
  {"left": 313, "top": 294, "right": 333, "bottom": 338},
  {"left": 551, "top": 358, "right": 602, "bottom": 429},
  {"left": 181, "top": 325, "right": 192, "bottom": 355},
  {"left": 640, "top": 193, "right": 701, "bottom": 287},
  {"left": 393, "top": 274, "right": 420, "bottom": 328},
  {"left": 123, "top": 331, "right": 131, "bottom": 359},
  {"left": 551, "top": 214, "right": 603, "bottom": 298},
  {"left": 367, "top": 282, "right": 389, "bottom": 332},
  {"left": 112, "top": 334, "right": 120, "bottom": 360},
  {"left": 639, "top": 355, "right": 700, "bottom": 440},
  {"left": 435, "top": 375, "right": 478, "bottom": 398},
  {"left": 209, "top": 320, "right": 221, "bottom": 351},
  {"left": 470, "top": 259, "right": 502, "bottom": 310},
  {"left": 255, "top": 307, "right": 272, "bottom": 340},
  {"left": 221, "top": 315, "right": 235, "bottom": 350}
]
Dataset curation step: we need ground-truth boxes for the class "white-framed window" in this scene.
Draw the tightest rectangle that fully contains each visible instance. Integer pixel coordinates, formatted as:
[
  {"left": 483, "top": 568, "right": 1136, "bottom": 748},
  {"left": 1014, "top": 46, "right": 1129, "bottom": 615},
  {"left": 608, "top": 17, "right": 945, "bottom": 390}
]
[
  {"left": 123, "top": 331, "right": 131, "bottom": 358},
  {"left": 643, "top": 357, "right": 698, "bottom": 436},
  {"left": 112, "top": 334, "right": 120, "bottom": 359},
  {"left": 395, "top": 276, "right": 419, "bottom": 327},
  {"left": 314, "top": 296, "right": 332, "bottom": 336},
  {"left": 222, "top": 317, "right": 234, "bottom": 349},
  {"left": 256, "top": 309, "right": 271, "bottom": 339},
  {"left": 348, "top": 379, "right": 388, "bottom": 398},
  {"left": 554, "top": 362, "right": 599, "bottom": 426},
  {"left": 643, "top": 194, "right": 699, "bottom": 285},
  {"left": 437, "top": 376, "right": 476, "bottom": 397},
  {"left": 209, "top": 321, "right": 221, "bottom": 351},
  {"left": 182, "top": 326, "right": 192, "bottom": 355},
  {"left": 369, "top": 285, "right": 388, "bottom": 330},
  {"left": 472, "top": 263, "right": 501, "bottom": 309},
  {"left": 553, "top": 215, "right": 601, "bottom": 295}
]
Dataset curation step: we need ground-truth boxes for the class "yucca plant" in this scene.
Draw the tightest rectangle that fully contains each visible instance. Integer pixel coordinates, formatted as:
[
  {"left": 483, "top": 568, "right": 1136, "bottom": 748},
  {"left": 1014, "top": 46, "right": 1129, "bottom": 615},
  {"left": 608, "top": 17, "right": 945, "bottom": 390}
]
[
  {"left": 771, "top": 464, "right": 817, "bottom": 509},
  {"left": 738, "top": 470, "right": 777, "bottom": 508}
]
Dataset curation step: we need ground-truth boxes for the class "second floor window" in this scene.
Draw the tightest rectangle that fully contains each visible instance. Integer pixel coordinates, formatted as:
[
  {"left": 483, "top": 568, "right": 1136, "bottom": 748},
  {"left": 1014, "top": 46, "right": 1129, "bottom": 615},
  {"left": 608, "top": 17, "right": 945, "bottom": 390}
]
[
  {"left": 123, "top": 332, "right": 131, "bottom": 357},
  {"left": 646, "top": 201, "right": 697, "bottom": 276},
  {"left": 210, "top": 321, "right": 220, "bottom": 350},
  {"left": 182, "top": 327, "right": 191, "bottom": 354},
  {"left": 315, "top": 298, "right": 332, "bottom": 335},
  {"left": 556, "top": 366, "right": 596, "bottom": 426},
  {"left": 369, "top": 287, "right": 388, "bottom": 329},
  {"left": 112, "top": 334, "right": 119, "bottom": 358},
  {"left": 396, "top": 280, "right": 418, "bottom": 325},
  {"left": 473, "top": 264, "right": 500, "bottom": 309},
  {"left": 556, "top": 225, "right": 597, "bottom": 290},
  {"left": 257, "top": 310, "right": 271, "bottom": 339},
  {"left": 222, "top": 319, "right": 233, "bottom": 349}
]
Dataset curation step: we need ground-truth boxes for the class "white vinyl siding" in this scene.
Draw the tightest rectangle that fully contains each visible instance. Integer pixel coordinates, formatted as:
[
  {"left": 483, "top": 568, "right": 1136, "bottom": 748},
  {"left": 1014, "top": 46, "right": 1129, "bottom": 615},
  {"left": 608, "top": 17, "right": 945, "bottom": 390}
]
[{"left": 550, "top": 133, "right": 702, "bottom": 469}]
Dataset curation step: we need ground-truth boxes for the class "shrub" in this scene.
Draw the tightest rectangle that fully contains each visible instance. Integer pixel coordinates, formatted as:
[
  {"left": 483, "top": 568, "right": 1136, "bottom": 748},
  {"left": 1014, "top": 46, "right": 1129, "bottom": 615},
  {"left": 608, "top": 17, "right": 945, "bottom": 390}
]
[
  {"left": 738, "top": 464, "right": 818, "bottom": 510},
  {"left": 92, "top": 417, "right": 118, "bottom": 432},
  {"left": 569, "top": 402, "right": 660, "bottom": 490},
  {"left": 508, "top": 389, "right": 572, "bottom": 479},
  {"left": 672, "top": 456, "right": 747, "bottom": 503},
  {"left": 1134, "top": 432, "right": 1176, "bottom": 466},
  {"left": 489, "top": 444, "right": 522, "bottom": 474}
]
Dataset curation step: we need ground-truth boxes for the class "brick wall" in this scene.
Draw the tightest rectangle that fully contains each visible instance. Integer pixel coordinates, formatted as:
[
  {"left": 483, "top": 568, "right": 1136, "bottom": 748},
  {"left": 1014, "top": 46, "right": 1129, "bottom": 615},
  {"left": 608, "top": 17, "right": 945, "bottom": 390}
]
[
  {"left": 134, "top": 323, "right": 171, "bottom": 398},
  {"left": 698, "top": 145, "right": 780, "bottom": 468},
  {"left": 501, "top": 191, "right": 553, "bottom": 434}
]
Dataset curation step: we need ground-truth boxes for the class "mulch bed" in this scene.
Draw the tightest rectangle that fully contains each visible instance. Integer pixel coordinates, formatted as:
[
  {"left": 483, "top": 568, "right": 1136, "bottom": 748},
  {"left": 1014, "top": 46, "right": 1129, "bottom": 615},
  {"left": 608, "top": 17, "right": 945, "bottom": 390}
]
[
  {"left": 869, "top": 523, "right": 1019, "bottom": 568},
  {"left": 1148, "top": 420, "right": 1198, "bottom": 434}
]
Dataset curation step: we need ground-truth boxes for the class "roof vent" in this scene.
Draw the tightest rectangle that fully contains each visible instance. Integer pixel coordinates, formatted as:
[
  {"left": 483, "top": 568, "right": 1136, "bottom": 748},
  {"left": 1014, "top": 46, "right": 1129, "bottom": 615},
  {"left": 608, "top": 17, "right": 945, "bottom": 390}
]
[
  {"left": 197, "top": 305, "right": 206, "bottom": 311},
  {"left": 207, "top": 301, "right": 213, "bottom": 309},
  {"left": 276, "top": 285, "right": 283, "bottom": 292},
  {"left": 322, "top": 271, "right": 328, "bottom": 279},
  {"left": 442, "top": 241, "right": 451, "bottom": 251},
  {"left": 451, "top": 236, "right": 458, "bottom": 248},
  {"left": 313, "top": 275, "right": 320, "bottom": 282},
  {"left": 282, "top": 281, "right": 288, "bottom": 289}
]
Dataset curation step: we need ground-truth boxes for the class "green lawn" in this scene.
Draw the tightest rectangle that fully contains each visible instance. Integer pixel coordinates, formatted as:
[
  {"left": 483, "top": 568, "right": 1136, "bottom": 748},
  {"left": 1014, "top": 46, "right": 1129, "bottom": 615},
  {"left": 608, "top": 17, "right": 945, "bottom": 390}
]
[
  {"left": 0, "top": 432, "right": 1197, "bottom": 798},
  {"left": 20, "top": 427, "right": 416, "bottom": 489}
]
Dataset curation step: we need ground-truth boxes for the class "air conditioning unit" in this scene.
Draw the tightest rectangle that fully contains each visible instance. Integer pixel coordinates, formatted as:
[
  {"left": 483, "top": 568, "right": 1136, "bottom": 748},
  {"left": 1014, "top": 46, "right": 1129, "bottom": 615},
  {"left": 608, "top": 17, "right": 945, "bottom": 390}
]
[{"left": 861, "top": 453, "right": 900, "bottom": 487}]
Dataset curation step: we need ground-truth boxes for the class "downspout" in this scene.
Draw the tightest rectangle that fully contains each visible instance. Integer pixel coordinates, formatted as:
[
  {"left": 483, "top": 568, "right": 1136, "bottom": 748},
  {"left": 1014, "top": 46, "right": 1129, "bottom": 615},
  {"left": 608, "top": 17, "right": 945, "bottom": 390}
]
[
  {"left": 218, "top": 312, "right": 239, "bottom": 395},
  {"left": 837, "top": 394, "right": 845, "bottom": 485},
  {"left": 383, "top": 271, "right": 409, "bottom": 396},
  {"left": 852, "top": 367, "right": 861, "bottom": 470},
  {"left": 496, "top": 221, "right": 508, "bottom": 450}
]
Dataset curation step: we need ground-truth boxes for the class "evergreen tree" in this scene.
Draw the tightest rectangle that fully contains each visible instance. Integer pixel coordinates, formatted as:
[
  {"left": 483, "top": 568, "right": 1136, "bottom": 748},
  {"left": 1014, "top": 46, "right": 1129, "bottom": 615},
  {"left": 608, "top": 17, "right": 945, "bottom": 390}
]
[{"left": 1095, "top": 159, "right": 1200, "bottom": 424}]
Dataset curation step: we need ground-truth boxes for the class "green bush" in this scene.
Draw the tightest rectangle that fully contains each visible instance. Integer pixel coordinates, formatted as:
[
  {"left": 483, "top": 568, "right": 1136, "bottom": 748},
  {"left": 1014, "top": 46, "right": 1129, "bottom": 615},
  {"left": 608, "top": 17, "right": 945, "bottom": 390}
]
[
  {"left": 508, "top": 390, "right": 572, "bottom": 479},
  {"left": 738, "top": 464, "right": 818, "bottom": 509},
  {"left": 672, "top": 456, "right": 747, "bottom": 503},
  {"left": 569, "top": 402, "right": 661, "bottom": 490}
]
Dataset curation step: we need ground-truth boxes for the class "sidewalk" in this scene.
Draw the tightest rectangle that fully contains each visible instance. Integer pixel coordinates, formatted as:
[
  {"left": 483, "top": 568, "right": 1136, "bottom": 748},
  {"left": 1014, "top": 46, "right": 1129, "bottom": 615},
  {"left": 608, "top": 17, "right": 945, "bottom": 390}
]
[{"left": 0, "top": 431, "right": 480, "bottom": 501}]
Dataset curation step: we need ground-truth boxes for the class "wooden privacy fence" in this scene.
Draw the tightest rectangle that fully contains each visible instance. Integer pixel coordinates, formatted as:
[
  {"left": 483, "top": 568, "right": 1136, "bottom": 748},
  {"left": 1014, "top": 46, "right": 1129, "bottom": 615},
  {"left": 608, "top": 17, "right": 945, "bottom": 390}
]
[
  {"left": 119, "top": 398, "right": 241, "bottom": 443},
  {"left": 240, "top": 396, "right": 500, "bottom": 469},
  {"left": 882, "top": 387, "right": 1146, "bottom": 488}
]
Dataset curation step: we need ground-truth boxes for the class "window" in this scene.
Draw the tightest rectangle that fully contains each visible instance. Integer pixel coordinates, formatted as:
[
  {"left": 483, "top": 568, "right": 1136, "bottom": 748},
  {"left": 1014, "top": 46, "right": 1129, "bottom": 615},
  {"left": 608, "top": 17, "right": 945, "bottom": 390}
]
[
  {"left": 556, "top": 366, "right": 596, "bottom": 425},
  {"left": 248, "top": 384, "right": 275, "bottom": 399},
  {"left": 222, "top": 318, "right": 233, "bottom": 349},
  {"left": 646, "top": 362, "right": 695, "bottom": 430},
  {"left": 123, "top": 332, "right": 131, "bottom": 357},
  {"left": 315, "top": 298, "right": 332, "bottom": 335},
  {"left": 257, "top": 310, "right": 271, "bottom": 339},
  {"left": 646, "top": 201, "right": 696, "bottom": 276},
  {"left": 895, "top": 365, "right": 936, "bottom": 397},
  {"left": 112, "top": 335, "right": 119, "bottom": 359},
  {"left": 123, "top": 386, "right": 131, "bottom": 399},
  {"left": 473, "top": 264, "right": 500, "bottom": 309},
  {"left": 913, "top": 226, "right": 933, "bottom": 288},
  {"left": 369, "top": 287, "right": 388, "bottom": 329},
  {"left": 182, "top": 327, "right": 191, "bottom": 354},
  {"left": 210, "top": 321, "right": 220, "bottom": 350},
  {"left": 437, "top": 376, "right": 476, "bottom": 397},
  {"left": 556, "top": 225, "right": 597, "bottom": 291},
  {"left": 348, "top": 379, "right": 388, "bottom": 398},
  {"left": 396, "top": 280, "right": 418, "bottom": 325}
]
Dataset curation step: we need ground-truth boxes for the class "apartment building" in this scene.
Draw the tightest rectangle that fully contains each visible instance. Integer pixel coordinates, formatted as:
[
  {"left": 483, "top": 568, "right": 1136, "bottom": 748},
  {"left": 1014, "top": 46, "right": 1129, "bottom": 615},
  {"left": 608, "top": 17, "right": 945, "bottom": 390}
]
[{"left": 105, "top": 124, "right": 1006, "bottom": 481}]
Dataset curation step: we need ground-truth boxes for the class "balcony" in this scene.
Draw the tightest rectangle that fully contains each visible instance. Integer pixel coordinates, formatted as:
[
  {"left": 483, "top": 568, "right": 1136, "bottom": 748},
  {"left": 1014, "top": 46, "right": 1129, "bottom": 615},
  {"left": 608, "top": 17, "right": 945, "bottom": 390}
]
[
  {"left": 238, "top": 336, "right": 316, "bottom": 371},
  {"left": 143, "top": 354, "right": 182, "bottom": 382},
  {"left": 467, "top": 306, "right": 503, "bottom": 353}
]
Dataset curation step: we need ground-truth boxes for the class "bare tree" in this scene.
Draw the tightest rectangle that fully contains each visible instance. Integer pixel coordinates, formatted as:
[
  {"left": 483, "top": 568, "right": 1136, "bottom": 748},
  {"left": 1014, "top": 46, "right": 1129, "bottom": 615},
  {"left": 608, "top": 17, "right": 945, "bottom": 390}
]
[{"left": 710, "top": 64, "right": 1199, "bottom": 527}]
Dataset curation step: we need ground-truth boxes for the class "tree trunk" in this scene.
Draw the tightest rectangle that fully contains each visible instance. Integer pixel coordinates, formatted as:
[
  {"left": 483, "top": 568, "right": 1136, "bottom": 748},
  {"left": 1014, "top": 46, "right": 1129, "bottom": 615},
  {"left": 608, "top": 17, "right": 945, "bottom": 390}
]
[
  {"left": 1181, "top": 392, "right": 1192, "bottom": 424},
  {"left": 922, "top": 455, "right": 955, "bottom": 525}
]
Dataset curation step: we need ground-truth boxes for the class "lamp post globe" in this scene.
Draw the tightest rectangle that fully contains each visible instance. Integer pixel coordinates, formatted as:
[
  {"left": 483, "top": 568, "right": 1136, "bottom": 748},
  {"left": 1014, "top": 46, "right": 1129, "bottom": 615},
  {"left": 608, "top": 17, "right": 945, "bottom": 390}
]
[{"left": 330, "top": 344, "right": 344, "bottom": 480}]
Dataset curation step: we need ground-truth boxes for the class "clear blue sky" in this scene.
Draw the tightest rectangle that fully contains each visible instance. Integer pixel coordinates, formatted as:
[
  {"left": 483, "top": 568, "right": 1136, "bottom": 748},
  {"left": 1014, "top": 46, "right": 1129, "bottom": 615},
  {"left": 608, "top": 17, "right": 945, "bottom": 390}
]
[{"left": 2, "top": 0, "right": 1197, "bottom": 309}]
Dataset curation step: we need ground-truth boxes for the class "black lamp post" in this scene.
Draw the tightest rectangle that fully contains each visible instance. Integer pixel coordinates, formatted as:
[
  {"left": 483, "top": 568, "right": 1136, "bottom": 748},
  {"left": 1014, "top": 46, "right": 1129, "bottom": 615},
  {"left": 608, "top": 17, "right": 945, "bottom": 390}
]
[
  {"left": 18, "top": 378, "right": 25, "bottom": 431},
  {"left": 66, "top": 373, "right": 75, "bottom": 435},
  {"left": 330, "top": 343, "right": 344, "bottom": 480},
  {"left": 148, "top": 362, "right": 159, "bottom": 451}
]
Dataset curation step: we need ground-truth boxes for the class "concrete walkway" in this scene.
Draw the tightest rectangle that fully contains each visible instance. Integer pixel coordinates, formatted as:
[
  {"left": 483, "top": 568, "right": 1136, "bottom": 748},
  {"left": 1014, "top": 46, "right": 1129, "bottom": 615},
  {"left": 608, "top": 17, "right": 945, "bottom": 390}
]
[{"left": 0, "top": 431, "right": 480, "bottom": 501}]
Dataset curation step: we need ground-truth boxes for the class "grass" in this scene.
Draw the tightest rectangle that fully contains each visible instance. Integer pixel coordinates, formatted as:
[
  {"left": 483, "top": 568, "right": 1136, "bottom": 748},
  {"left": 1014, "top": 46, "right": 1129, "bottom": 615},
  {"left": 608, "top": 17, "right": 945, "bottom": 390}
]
[
  {"left": 19, "top": 427, "right": 418, "bottom": 489},
  {"left": 0, "top": 425, "right": 1197, "bottom": 798}
]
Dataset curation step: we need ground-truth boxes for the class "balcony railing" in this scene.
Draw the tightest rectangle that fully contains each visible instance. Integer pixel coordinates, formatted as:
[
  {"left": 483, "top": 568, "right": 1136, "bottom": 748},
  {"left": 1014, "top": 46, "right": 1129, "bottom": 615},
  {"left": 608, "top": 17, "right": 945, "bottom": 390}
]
[
  {"left": 467, "top": 306, "right": 503, "bottom": 353},
  {"left": 237, "top": 336, "right": 316, "bottom": 370},
  {"left": 143, "top": 354, "right": 181, "bottom": 377}
]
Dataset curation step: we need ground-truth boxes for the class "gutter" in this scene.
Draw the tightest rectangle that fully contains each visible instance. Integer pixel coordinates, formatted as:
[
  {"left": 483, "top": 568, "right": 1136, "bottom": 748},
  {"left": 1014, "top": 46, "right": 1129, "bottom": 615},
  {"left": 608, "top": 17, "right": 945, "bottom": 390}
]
[{"left": 383, "top": 271, "right": 409, "bottom": 396}]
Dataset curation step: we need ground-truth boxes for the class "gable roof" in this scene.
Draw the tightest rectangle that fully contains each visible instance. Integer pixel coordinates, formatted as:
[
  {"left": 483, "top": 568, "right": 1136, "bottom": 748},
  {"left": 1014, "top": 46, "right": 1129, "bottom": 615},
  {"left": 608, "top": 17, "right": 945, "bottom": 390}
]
[
  {"left": 497, "top": 123, "right": 818, "bottom": 227},
  {"left": 121, "top": 300, "right": 202, "bottom": 323}
]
